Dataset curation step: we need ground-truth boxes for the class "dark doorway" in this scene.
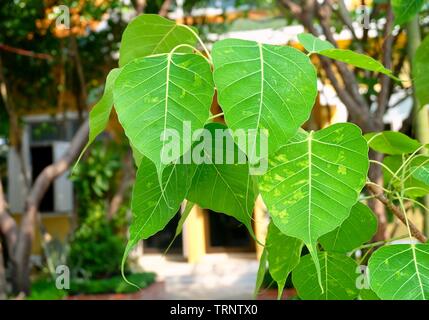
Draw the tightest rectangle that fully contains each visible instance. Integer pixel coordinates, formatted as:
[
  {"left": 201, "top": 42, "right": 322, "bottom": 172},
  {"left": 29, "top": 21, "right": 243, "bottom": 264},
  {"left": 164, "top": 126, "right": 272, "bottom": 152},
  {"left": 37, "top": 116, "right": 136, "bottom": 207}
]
[
  {"left": 30, "top": 145, "right": 54, "bottom": 212},
  {"left": 145, "top": 211, "right": 183, "bottom": 254},
  {"left": 206, "top": 210, "right": 253, "bottom": 252}
]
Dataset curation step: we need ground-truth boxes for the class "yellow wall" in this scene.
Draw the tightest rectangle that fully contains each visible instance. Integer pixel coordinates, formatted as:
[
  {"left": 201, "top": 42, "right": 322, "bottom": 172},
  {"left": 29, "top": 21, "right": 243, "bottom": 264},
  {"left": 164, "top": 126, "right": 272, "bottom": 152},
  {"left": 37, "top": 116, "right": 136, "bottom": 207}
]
[{"left": 12, "top": 213, "right": 71, "bottom": 255}]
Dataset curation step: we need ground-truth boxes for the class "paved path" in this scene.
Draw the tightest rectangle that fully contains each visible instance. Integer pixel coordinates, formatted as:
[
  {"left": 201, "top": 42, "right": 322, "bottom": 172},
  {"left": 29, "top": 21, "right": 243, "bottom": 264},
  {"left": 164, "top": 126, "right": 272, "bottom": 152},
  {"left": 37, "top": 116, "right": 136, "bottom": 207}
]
[{"left": 135, "top": 253, "right": 259, "bottom": 299}]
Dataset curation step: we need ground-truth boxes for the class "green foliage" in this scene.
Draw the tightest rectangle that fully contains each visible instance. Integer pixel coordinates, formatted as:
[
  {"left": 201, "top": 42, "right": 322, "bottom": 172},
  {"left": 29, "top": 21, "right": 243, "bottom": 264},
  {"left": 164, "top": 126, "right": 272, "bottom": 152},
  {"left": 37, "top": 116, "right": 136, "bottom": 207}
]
[
  {"left": 119, "top": 14, "right": 198, "bottom": 67},
  {"left": 68, "top": 210, "right": 126, "bottom": 278},
  {"left": 292, "top": 252, "right": 359, "bottom": 300},
  {"left": 114, "top": 52, "right": 214, "bottom": 176},
  {"left": 186, "top": 123, "right": 258, "bottom": 234},
  {"left": 368, "top": 244, "right": 429, "bottom": 300},
  {"left": 365, "top": 131, "right": 422, "bottom": 155},
  {"left": 77, "top": 68, "right": 121, "bottom": 166},
  {"left": 297, "top": 33, "right": 334, "bottom": 53},
  {"left": 29, "top": 273, "right": 156, "bottom": 299},
  {"left": 80, "top": 14, "right": 429, "bottom": 300},
  {"left": 212, "top": 38, "right": 317, "bottom": 156},
  {"left": 265, "top": 222, "right": 303, "bottom": 299},
  {"left": 392, "top": 0, "right": 425, "bottom": 25},
  {"left": 69, "top": 272, "right": 156, "bottom": 295},
  {"left": 319, "top": 202, "right": 378, "bottom": 253},
  {"left": 259, "top": 123, "right": 368, "bottom": 287},
  {"left": 414, "top": 35, "right": 429, "bottom": 108},
  {"left": 298, "top": 33, "right": 397, "bottom": 79}
]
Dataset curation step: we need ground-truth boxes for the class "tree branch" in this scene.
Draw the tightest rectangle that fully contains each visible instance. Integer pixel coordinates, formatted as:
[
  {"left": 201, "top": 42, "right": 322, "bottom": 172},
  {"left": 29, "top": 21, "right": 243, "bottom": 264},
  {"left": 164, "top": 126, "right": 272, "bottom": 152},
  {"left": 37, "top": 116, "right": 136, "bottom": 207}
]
[
  {"left": 366, "top": 182, "right": 427, "bottom": 243},
  {"left": 14, "top": 119, "right": 89, "bottom": 294}
]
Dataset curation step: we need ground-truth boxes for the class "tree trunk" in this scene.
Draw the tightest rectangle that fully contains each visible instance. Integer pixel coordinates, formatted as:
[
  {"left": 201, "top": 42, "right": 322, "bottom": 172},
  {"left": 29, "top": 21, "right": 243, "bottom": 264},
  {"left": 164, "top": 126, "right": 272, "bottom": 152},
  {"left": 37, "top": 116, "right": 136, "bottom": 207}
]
[
  {"left": 14, "top": 119, "right": 89, "bottom": 294},
  {"left": 0, "top": 243, "right": 7, "bottom": 299},
  {"left": 0, "top": 178, "right": 18, "bottom": 293}
]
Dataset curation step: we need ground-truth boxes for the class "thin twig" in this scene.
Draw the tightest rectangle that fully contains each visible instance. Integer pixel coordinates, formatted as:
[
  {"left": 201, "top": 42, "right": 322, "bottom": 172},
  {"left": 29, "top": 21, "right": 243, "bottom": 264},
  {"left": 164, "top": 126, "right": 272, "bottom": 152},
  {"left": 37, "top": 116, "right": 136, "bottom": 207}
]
[{"left": 366, "top": 182, "right": 427, "bottom": 243}]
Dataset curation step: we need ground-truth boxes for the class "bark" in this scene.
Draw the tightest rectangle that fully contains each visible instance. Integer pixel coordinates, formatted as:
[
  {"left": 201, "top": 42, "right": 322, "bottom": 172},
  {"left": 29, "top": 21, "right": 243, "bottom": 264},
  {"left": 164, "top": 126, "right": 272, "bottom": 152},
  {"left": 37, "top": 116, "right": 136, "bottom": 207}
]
[
  {"left": 0, "top": 178, "right": 18, "bottom": 292},
  {"left": 14, "top": 119, "right": 89, "bottom": 294},
  {"left": 0, "top": 243, "right": 6, "bottom": 299},
  {"left": 158, "top": 0, "right": 172, "bottom": 17},
  {"left": 107, "top": 151, "right": 135, "bottom": 220}
]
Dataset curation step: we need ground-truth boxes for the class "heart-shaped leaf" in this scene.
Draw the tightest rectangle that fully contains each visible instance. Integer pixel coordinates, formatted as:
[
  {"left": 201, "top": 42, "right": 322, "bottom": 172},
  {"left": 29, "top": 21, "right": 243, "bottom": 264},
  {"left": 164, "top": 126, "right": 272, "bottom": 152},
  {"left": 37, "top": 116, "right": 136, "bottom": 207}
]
[
  {"left": 212, "top": 38, "right": 317, "bottom": 158},
  {"left": 122, "top": 155, "right": 196, "bottom": 277},
  {"left": 266, "top": 222, "right": 303, "bottom": 299},
  {"left": 368, "top": 244, "right": 429, "bottom": 300},
  {"left": 319, "top": 202, "right": 378, "bottom": 253},
  {"left": 186, "top": 123, "right": 258, "bottom": 233},
  {"left": 412, "top": 164, "right": 429, "bottom": 186},
  {"left": 292, "top": 252, "right": 359, "bottom": 300},
  {"left": 259, "top": 123, "right": 368, "bottom": 287},
  {"left": 119, "top": 14, "right": 197, "bottom": 67},
  {"left": 114, "top": 53, "right": 214, "bottom": 177}
]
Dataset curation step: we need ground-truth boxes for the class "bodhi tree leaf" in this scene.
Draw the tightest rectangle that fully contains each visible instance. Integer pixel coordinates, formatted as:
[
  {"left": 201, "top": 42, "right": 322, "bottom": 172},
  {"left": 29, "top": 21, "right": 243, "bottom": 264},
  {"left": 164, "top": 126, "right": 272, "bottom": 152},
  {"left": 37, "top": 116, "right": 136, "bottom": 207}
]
[
  {"left": 186, "top": 123, "right": 258, "bottom": 233},
  {"left": 392, "top": 0, "right": 425, "bottom": 25},
  {"left": 319, "top": 202, "right": 378, "bottom": 253},
  {"left": 365, "top": 131, "right": 421, "bottom": 155},
  {"left": 359, "top": 288, "right": 381, "bottom": 300},
  {"left": 414, "top": 35, "right": 429, "bottom": 108},
  {"left": 368, "top": 244, "right": 429, "bottom": 300},
  {"left": 121, "top": 156, "right": 195, "bottom": 277},
  {"left": 297, "top": 33, "right": 334, "bottom": 53},
  {"left": 259, "top": 123, "right": 368, "bottom": 287},
  {"left": 297, "top": 33, "right": 397, "bottom": 79},
  {"left": 212, "top": 38, "right": 317, "bottom": 158},
  {"left": 292, "top": 252, "right": 359, "bottom": 300},
  {"left": 75, "top": 68, "right": 120, "bottom": 168},
  {"left": 319, "top": 49, "right": 398, "bottom": 80},
  {"left": 265, "top": 222, "right": 303, "bottom": 299},
  {"left": 114, "top": 53, "right": 214, "bottom": 177},
  {"left": 119, "top": 14, "right": 197, "bottom": 67},
  {"left": 254, "top": 248, "right": 268, "bottom": 297}
]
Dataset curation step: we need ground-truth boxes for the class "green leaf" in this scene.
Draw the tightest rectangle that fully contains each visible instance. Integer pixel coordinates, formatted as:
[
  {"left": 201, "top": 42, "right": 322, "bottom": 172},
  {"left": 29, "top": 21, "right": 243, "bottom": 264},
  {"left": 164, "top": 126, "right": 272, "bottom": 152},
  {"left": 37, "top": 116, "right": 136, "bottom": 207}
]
[
  {"left": 75, "top": 68, "right": 121, "bottom": 168},
  {"left": 392, "top": 0, "right": 425, "bottom": 25},
  {"left": 266, "top": 222, "right": 303, "bottom": 299},
  {"left": 414, "top": 35, "right": 429, "bottom": 108},
  {"left": 359, "top": 289, "right": 381, "bottom": 300},
  {"left": 259, "top": 123, "right": 368, "bottom": 288},
  {"left": 119, "top": 14, "right": 197, "bottom": 67},
  {"left": 298, "top": 33, "right": 334, "bottom": 53},
  {"left": 212, "top": 38, "right": 317, "bottom": 157},
  {"left": 365, "top": 131, "right": 421, "bottom": 155},
  {"left": 254, "top": 248, "right": 268, "bottom": 297},
  {"left": 129, "top": 157, "right": 195, "bottom": 243},
  {"left": 292, "top": 252, "right": 359, "bottom": 300},
  {"left": 121, "top": 156, "right": 195, "bottom": 285},
  {"left": 164, "top": 201, "right": 195, "bottom": 255},
  {"left": 412, "top": 164, "right": 429, "bottom": 186},
  {"left": 368, "top": 244, "right": 429, "bottom": 300},
  {"left": 319, "top": 202, "right": 378, "bottom": 253},
  {"left": 186, "top": 123, "right": 258, "bottom": 233},
  {"left": 318, "top": 49, "right": 398, "bottom": 80},
  {"left": 114, "top": 53, "right": 214, "bottom": 176}
]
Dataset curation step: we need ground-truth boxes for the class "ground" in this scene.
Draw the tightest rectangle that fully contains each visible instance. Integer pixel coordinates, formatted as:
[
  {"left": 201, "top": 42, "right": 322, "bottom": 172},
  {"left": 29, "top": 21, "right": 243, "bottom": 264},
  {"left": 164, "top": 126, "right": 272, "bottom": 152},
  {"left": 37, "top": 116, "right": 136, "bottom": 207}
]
[{"left": 136, "top": 253, "right": 259, "bottom": 299}]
